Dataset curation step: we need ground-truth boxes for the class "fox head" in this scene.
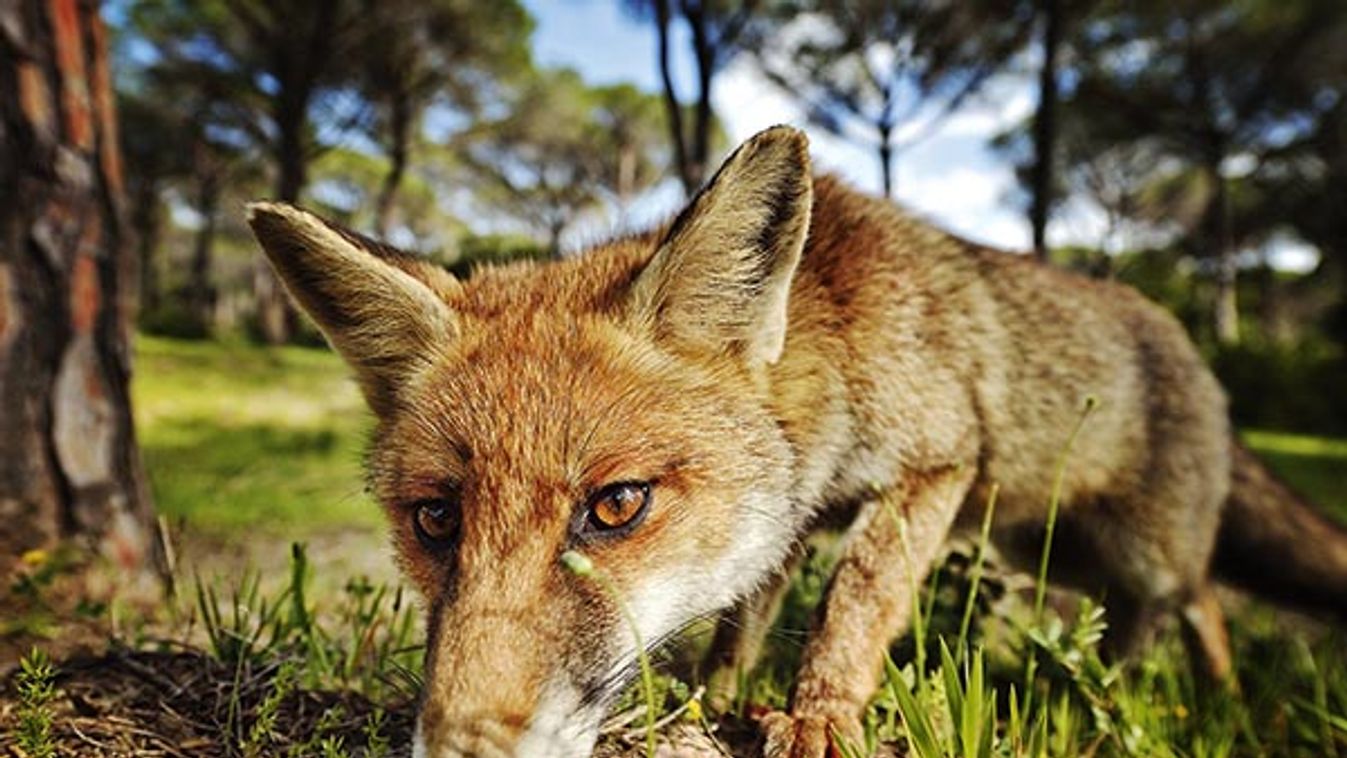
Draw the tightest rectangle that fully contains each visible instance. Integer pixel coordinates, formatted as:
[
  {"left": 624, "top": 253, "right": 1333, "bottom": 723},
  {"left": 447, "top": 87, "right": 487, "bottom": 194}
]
[{"left": 247, "top": 127, "right": 814, "bottom": 757}]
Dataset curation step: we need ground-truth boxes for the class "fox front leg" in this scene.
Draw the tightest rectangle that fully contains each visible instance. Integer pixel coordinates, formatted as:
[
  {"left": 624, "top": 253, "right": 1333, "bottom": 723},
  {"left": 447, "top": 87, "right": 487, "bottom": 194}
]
[{"left": 761, "top": 466, "right": 973, "bottom": 758}]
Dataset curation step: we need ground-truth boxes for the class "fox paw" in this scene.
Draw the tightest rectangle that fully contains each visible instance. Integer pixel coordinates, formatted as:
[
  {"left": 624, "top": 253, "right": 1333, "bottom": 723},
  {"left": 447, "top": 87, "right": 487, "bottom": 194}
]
[
  {"left": 704, "top": 664, "right": 743, "bottom": 715},
  {"left": 759, "top": 710, "right": 862, "bottom": 758}
]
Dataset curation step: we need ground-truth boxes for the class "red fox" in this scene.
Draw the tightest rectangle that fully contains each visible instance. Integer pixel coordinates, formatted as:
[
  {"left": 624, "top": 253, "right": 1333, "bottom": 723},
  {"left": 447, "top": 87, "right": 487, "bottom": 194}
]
[{"left": 247, "top": 126, "right": 1347, "bottom": 758}]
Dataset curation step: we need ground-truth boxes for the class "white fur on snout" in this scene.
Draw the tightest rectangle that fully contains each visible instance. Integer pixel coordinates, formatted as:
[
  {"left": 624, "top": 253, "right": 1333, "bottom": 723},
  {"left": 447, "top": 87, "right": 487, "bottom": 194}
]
[
  {"left": 514, "top": 679, "right": 602, "bottom": 757},
  {"left": 411, "top": 704, "right": 596, "bottom": 758},
  {"left": 627, "top": 571, "right": 692, "bottom": 648},
  {"left": 626, "top": 492, "right": 800, "bottom": 641}
]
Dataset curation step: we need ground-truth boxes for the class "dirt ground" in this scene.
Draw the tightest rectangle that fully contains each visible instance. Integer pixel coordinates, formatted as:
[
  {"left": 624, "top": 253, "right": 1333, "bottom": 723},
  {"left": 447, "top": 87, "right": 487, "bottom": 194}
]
[
  {"left": 0, "top": 647, "right": 414, "bottom": 757},
  {"left": 0, "top": 646, "right": 759, "bottom": 757}
]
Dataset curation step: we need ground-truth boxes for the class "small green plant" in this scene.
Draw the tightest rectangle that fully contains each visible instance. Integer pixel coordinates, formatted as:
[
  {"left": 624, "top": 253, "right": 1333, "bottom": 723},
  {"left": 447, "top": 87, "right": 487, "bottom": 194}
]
[
  {"left": 194, "top": 568, "right": 290, "bottom": 664},
  {"left": 193, "top": 543, "right": 421, "bottom": 700},
  {"left": 11, "top": 549, "right": 57, "bottom": 601},
  {"left": 318, "top": 734, "right": 350, "bottom": 758},
  {"left": 1022, "top": 396, "right": 1099, "bottom": 713},
  {"left": 1033, "top": 396, "right": 1099, "bottom": 619},
  {"left": 287, "top": 705, "right": 348, "bottom": 758},
  {"left": 882, "top": 643, "right": 997, "bottom": 758},
  {"left": 561, "top": 549, "right": 660, "bottom": 758},
  {"left": 15, "top": 647, "right": 58, "bottom": 758},
  {"left": 363, "top": 706, "right": 390, "bottom": 758},
  {"left": 241, "top": 658, "right": 298, "bottom": 757},
  {"left": 955, "top": 483, "right": 998, "bottom": 658}
]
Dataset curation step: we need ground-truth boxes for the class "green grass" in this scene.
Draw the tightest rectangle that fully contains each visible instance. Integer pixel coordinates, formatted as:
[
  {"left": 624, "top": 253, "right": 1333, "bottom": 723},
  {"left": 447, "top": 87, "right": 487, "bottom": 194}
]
[
  {"left": 14, "top": 648, "right": 58, "bottom": 758},
  {"left": 1243, "top": 428, "right": 1347, "bottom": 519},
  {"left": 133, "top": 335, "right": 378, "bottom": 534}
]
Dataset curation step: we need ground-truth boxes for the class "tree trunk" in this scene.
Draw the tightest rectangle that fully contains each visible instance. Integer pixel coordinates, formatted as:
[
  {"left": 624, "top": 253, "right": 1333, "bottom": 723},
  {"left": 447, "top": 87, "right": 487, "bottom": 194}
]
[
  {"left": 878, "top": 122, "right": 894, "bottom": 198},
  {"left": 0, "top": 0, "right": 165, "bottom": 592},
  {"left": 187, "top": 164, "right": 220, "bottom": 335},
  {"left": 546, "top": 218, "right": 565, "bottom": 261},
  {"left": 1205, "top": 158, "right": 1240, "bottom": 346},
  {"left": 255, "top": 90, "right": 307, "bottom": 345},
  {"left": 653, "top": 0, "right": 691, "bottom": 197},
  {"left": 1255, "top": 255, "right": 1288, "bottom": 343},
  {"left": 1213, "top": 252, "right": 1240, "bottom": 346},
  {"left": 375, "top": 90, "right": 411, "bottom": 239},
  {"left": 616, "top": 142, "right": 637, "bottom": 222},
  {"left": 1030, "top": 0, "right": 1061, "bottom": 262},
  {"left": 687, "top": 4, "right": 715, "bottom": 193},
  {"left": 129, "top": 177, "right": 161, "bottom": 315}
]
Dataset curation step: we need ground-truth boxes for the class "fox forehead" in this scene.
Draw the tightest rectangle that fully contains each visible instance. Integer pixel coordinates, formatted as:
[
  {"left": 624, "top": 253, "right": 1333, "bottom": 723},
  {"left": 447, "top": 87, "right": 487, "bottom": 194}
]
[
  {"left": 382, "top": 322, "right": 690, "bottom": 484},
  {"left": 366, "top": 271, "right": 769, "bottom": 502},
  {"left": 370, "top": 229, "right": 777, "bottom": 473},
  {"left": 448, "top": 235, "right": 656, "bottom": 319}
]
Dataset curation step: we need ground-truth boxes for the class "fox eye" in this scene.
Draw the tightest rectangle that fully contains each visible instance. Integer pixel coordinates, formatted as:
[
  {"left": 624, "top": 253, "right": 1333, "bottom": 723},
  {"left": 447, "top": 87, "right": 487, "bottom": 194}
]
[
  {"left": 585, "top": 482, "right": 651, "bottom": 533},
  {"left": 412, "top": 500, "right": 459, "bottom": 550}
]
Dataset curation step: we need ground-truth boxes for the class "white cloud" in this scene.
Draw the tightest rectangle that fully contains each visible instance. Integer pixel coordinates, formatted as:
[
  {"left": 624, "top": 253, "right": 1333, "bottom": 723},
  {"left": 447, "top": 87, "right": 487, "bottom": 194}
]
[
  {"left": 936, "top": 82, "right": 1035, "bottom": 140},
  {"left": 1265, "top": 233, "right": 1320, "bottom": 274},
  {"left": 901, "top": 166, "right": 1006, "bottom": 215},
  {"left": 713, "top": 59, "right": 1034, "bottom": 252},
  {"left": 713, "top": 57, "right": 808, "bottom": 138}
]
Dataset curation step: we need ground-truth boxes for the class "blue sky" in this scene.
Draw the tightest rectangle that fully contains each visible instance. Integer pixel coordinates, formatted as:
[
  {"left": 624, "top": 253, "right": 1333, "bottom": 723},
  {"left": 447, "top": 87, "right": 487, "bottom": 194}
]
[{"left": 528, "top": 1, "right": 669, "bottom": 92}]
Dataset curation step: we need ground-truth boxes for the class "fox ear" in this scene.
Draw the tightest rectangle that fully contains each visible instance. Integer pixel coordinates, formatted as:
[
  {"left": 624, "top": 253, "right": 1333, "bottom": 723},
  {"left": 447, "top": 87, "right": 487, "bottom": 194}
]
[
  {"left": 630, "top": 125, "right": 812, "bottom": 365},
  {"left": 246, "top": 202, "right": 458, "bottom": 415}
]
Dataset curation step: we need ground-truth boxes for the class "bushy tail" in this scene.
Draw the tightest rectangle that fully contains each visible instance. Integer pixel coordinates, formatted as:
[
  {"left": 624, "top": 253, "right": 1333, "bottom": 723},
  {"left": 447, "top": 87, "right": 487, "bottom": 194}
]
[{"left": 1212, "top": 441, "right": 1347, "bottom": 619}]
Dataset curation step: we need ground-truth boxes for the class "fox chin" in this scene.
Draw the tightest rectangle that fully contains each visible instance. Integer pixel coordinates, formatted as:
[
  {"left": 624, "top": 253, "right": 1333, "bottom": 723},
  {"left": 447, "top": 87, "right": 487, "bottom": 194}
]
[{"left": 248, "top": 125, "right": 1347, "bottom": 758}]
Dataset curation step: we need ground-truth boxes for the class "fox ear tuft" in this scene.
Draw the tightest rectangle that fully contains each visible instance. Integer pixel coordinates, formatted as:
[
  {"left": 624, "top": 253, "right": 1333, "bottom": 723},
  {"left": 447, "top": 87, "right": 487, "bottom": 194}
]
[
  {"left": 246, "top": 202, "right": 457, "bottom": 414},
  {"left": 630, "top": 125, "right": 812, "bottom": 365}
]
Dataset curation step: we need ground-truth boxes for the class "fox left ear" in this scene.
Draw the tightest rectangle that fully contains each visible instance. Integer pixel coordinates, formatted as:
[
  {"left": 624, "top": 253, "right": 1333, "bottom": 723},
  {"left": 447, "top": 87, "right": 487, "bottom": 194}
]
[
  {"left": 246, "top": 202, "right": 459, "bottom": 415},
  {"left": 630, "top": 125, "right": 812, "bottom": 365}
]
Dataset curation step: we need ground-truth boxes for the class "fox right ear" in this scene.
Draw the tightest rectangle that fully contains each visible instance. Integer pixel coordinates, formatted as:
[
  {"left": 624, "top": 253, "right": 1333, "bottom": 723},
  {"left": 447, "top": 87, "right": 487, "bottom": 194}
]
[
  {"left": 246, "top": 202, "right": 458, "bottom": 415},
  {"left": 629, "top": 126, "right": 812, "bottom": 366}
]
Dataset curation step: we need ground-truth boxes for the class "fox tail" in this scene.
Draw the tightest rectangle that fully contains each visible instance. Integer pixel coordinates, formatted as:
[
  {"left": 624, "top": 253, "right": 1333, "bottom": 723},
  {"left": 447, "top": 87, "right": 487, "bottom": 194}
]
[{"left": 1212, "top": 440, "right": 1347, "bottom": 619}]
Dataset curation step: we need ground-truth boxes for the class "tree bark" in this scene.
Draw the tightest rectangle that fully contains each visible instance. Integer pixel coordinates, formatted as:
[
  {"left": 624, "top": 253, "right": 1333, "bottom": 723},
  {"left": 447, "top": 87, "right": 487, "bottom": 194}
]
[
  {"left": 652, "top": 0, "right": 692, "bottom": 197},
  {"left": 686, "top": 2, "right": 715, "bottom": 193},
  {"left": 1030, "top": 0, "right": 1061, "bottom": 261},
  {"left": 187, "top": 159, "right": 220, "bottom": 335},
  {"left": 0, "top": 0, "right": 165, "bottom": 591},
  {"left": 375, "top": 89, "right": 411, "bottom": 239},
  {"left": 878, "top": 121, "right": 894, "bottom": 198},
  {"left": 1204, "top": 156, "right": 1240, "bottom": 346}
]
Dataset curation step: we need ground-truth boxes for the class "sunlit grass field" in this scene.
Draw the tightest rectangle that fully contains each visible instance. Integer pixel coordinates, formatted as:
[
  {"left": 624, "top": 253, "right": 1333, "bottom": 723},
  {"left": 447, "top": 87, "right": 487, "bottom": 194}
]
[
  {"left": 124, "top": 335, "right": 1347, "bottom": 756},
  {"left": 1242, "top": 429, "right": 1347, "bottom": 519},
  {"left": 133, "top": 335, "right": 378, "bottom": 535}
]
